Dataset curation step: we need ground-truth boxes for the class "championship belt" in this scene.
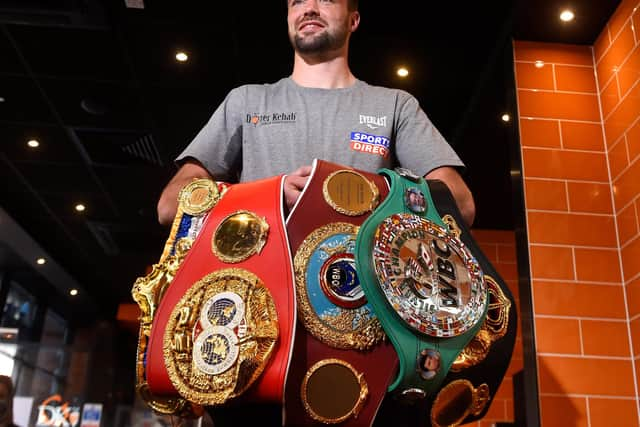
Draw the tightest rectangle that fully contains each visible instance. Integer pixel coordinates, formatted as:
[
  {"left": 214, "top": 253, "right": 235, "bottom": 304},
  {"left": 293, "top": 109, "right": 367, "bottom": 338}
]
[
  {"left": 145, "top": 175, "right": 296, "bottom": 408},
  {"left": 424, "top": 180, "right": 517, "bottom": 427},
  {"left": 131, "top": 178, "right": 226, "bottom": 418},
  {"left": 354, "top": 168, "right": 488, "bottom": 405},
  {"left": 284, "top": 159, "right": 398, "bottom": 426}
]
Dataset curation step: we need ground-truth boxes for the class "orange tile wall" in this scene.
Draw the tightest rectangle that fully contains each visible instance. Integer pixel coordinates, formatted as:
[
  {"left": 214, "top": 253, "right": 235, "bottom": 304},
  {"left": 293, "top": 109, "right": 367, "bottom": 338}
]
[
  {"left": 462, "top": 229, "right": 521, "bottom": 426},
  {"left": 513, "top": 1, "right": 640, "bottom": 425}
]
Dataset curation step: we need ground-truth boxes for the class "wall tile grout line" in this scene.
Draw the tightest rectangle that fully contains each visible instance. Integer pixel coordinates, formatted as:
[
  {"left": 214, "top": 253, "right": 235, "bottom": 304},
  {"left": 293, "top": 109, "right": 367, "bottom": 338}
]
[
  {"left": 595, "top": 4, "right": 639, "bottom": 66},
  {"left": 523, "top": 145, "right": 607, "bottom": 155},
  {"left": 516, "top": 59, "right": 593, "bottom": 69},
  {"left": 520, "top": 116, "right": 602, "bottom": 125},
  {"left": 537, "top": 352, "right": 632, "bottom": 360},
  {"left": 593, "top": 32, "right": 640, "bottom": 424},
  {"left": 518, "top": 87, "right": 599, "bottom": 96},
  {"left": 536, "top": 314, "right": 628, "bottom": 322}
]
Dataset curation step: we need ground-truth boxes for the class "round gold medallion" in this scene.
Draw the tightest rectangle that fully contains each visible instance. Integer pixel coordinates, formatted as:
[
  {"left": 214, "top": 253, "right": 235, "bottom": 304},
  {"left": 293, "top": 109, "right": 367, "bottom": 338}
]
[
  {"left": 301, "top": 359, "right": 368, "bottom": 424},
  {"left": 212, "top": 210, "right": 269, "bottom": 263},
  {"left": 322, "top": 170, "right": 380, "bottom": 216},
  {"left": 178, "top": 178, "right": 220, "bottom": 216},
  {"left": 430, "top": 380, "right": 490, "bottom": 427}
]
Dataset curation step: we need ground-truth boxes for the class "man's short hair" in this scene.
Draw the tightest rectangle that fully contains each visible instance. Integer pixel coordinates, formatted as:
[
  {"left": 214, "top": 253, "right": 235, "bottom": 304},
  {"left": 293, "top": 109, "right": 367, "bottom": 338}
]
[{"left": 287, "top": 0, "right": 359, "bottom": 12}]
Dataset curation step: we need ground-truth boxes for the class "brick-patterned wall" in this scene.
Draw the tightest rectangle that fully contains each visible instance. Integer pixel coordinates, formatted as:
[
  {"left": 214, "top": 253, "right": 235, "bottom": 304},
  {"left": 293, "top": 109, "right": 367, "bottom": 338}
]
[
  {"left": 513, "top": 1, "right": 640, "bottom": 421},
  {"left": 594, "top": 0, "right": 640, "bottom": 412},
  {"left": 462, "top": 229, "right": 520, "bottom": 427}
]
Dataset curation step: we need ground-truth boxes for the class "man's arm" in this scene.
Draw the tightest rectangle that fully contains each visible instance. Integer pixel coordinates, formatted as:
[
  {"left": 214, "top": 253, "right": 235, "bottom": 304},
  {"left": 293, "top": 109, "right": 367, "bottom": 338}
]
[
  {"left": 424, "top": 166, "right": 475, "bottom": 227},
  {"left": 157, "top": 160, "right": 213, "bottom": 225}
]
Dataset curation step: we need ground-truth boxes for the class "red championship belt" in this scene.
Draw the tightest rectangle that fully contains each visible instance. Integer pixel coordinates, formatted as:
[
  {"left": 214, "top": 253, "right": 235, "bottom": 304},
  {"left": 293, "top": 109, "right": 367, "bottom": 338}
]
[
  {"left": 146, "top": 175, "right": 296, "bottom": 406},
  {"left": 284, "top": 159, "right": 398, "bottom": 426}
]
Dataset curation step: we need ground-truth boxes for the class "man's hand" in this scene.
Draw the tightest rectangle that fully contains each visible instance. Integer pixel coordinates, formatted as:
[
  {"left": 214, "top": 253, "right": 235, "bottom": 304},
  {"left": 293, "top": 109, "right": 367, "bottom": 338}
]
[
  {"left": 424, "top": 166, "right": 476, "bottom": 227},
  {"left": 283, "top": 165, "right": 312, "bottom": 211}
]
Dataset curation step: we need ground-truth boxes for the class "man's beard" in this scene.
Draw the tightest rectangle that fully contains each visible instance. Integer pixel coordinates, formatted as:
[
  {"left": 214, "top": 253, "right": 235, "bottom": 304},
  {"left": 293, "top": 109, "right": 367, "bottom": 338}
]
[{"left": 291, "top": 23, "right": 348, "bottom": 54}]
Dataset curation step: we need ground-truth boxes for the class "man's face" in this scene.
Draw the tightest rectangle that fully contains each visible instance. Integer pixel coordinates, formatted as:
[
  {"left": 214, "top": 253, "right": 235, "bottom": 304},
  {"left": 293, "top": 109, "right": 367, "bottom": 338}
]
[
  {"left": 424, "top": 354, "right": 440, "bottom": 371},
  {"left": 287, "top": 0, "right": 358, "bottom": 55}
]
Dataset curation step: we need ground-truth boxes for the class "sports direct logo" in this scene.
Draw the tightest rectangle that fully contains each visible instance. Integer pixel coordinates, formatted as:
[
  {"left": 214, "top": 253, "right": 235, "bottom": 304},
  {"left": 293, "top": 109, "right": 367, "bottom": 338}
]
[{"left": 349, "top": 131, "right": 390, "bottom": 158}]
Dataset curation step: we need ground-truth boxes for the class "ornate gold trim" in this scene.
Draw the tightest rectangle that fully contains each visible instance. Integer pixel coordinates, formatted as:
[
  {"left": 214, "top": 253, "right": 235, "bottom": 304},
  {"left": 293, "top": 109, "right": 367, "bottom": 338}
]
[
  {"left": 163, "top": 268, "right": 278, "bottom": 405},
  {"left": 132, "top": 237, "right": 199, "bottom": 416},
  {"left": 442, "top": 214, "right": 462, "bottom": 239},
  {"left": 322, "top": 169, "right": 380, "bottom": 216},
  {"left": 451, "top": 275, "right": 512, "bottom": 372},
  {"left": 294, "top": 223, "right": 385, "bottom": 350},
  {"left": 301, "top": 358, "right": 368, "bottom": 424},
  {"left": 211, "top": 210, "right": 269, "bottom": 263},
  {"left": 430, "top": 380, "right": 490, "bottom": 427}
]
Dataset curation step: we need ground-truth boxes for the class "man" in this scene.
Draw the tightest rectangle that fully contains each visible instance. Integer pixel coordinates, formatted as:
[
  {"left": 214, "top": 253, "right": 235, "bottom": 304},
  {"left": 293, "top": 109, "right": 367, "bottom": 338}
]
[
  {"left": 156, "top": 1, "right": 474, "bottom": 425},
  {"left": 157, "top": 0, "right": 475, "bottom": 228}
]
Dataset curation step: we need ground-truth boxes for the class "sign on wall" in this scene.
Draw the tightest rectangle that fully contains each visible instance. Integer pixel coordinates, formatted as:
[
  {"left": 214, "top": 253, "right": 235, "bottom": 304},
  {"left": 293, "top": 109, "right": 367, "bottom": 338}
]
[
  {"left": 79, "top": 403, "right": 102, "bottom": 427},
  {"left": 35, "top": 395, "right": 80, "bottom": 427}
]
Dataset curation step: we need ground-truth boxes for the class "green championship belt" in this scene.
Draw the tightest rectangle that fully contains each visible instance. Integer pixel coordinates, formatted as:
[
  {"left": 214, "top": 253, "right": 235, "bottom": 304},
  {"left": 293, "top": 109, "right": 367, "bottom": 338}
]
[{"left": 354, "top": 168, "right": 488, "bottom": 402}]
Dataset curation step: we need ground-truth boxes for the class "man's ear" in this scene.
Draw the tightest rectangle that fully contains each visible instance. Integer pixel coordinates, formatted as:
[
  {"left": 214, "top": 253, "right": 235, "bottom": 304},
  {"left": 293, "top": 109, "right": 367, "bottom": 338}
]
[{"left": 350, "top": 11, "right": 360, "bottom": 32}]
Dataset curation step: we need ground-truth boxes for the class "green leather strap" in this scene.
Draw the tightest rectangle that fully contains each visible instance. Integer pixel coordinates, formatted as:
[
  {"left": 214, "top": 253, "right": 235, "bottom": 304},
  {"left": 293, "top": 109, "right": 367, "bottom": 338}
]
[{"left": 355, "top": 168, "right": 488, "bottom": 400}]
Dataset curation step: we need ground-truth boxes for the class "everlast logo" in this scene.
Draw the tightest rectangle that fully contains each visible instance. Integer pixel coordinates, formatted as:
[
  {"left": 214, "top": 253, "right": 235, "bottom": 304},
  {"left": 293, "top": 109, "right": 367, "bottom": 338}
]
[
  {"left": 247, "top": 112, "right": 297, "bottom": 126},
  {"left": 359, "top": 114, "right": 387, "bottom": 129}
]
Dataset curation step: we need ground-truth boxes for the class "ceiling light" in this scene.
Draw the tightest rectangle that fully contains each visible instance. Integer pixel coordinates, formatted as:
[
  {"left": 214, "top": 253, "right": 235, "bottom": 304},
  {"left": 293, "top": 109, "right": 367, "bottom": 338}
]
[
  {"left": 75, "top": 203, "right": 86, "bottom": 212},
  {"left": 175, "top": 52, "right": 188, "bottom": 62},
  {"left": 27, "top": 139, "right": 39, "bottom": 148},
  {"left": 69, "top": 289, "right": 78, "bottom": 296},
  {"left": 397, "top": 67, "right": 409, "bottom": 77},
  {"left": 560, "top": 10, "right": 575, "bottom": 22},
  {"left": 501, "top": 113, "right": 511, "bottom": 122},
  {"left": 36, "top": 257, "right": 46, "bottom": 265},
  {"left": 0, "top": 97, "right": 5, "bottom": 103},
  {"left": 534, "top": 60, "right": 545, "bottom": 68}
]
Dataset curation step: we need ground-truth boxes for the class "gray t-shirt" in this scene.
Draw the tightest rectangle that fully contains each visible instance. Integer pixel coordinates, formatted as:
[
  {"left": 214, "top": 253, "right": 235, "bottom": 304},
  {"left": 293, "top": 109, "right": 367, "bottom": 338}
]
[{"left": 177, "top": 77, "right": 463, "bottom": 181}]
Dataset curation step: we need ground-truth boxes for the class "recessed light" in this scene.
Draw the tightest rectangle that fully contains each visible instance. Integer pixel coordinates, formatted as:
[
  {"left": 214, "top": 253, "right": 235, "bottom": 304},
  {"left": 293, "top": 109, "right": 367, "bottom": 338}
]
[
  {"left": 534, "top": 60, "right": 545, "bottom": 68},
  {"left": 75, "top": 203, "right": 86, "bottom": 212},
  {"left": 501, "top": 113, "right": 511, "bottom": 122},
  {"left": 27, "top": 139, "right": 39, "bottom": 148},
  {"left": 560, "top": 10, "right": 575, "bottom": 22},
  {"left": 69, "top": 289, "right": 78, "bottom": 296},
  {"left": 397, "top": 67, "right": 409, "bottom": 77},
  {"left": 175, "top": 52, "right": 188, "bottom": 62},
  {"left": 36, "top": 258, "right": 46, "bottom": 265}
]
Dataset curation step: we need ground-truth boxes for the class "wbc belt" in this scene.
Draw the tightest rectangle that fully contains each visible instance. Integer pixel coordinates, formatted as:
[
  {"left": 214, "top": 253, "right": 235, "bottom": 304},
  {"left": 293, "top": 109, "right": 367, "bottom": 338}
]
[
  {"left": 284, "top": 159, "right": 398, "bottom": 426},
  {"left": 354, "top": 168, "right": 488, "bottom": 403},
  {"left": 145, "top": 175, "right": 296, "bottom": 407}
]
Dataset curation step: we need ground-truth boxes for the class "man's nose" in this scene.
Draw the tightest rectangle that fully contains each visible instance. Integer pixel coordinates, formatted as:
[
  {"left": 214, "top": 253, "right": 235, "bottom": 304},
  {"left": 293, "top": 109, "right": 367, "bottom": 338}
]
[{"left": 302, "top": 0, "right": 320, "bottom": 16}]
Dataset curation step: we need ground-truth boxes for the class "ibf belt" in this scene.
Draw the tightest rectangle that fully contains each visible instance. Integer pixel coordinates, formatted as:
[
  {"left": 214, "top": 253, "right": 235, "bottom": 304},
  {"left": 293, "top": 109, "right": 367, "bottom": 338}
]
[
  {"left": 354, "top": 168, "right": 488, "bottom": 402},
  {"left": 284, "top": 159, "right": 398, "bottom": 426},
  {"left": 425, "top": 180, "right": 517, "bottom": 426},
  {"left": 131, "top": 178, "right": 226, "bottom": 418},
  {"left": 145, "top": 176, "right": 296, "bottom": 407}
]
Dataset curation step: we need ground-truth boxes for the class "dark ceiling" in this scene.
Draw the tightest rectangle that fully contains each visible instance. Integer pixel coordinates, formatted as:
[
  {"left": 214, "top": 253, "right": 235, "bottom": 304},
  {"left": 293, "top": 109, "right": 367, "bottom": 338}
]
[{"left": 0, "top": 0, "right": 622, "bottom": 324}]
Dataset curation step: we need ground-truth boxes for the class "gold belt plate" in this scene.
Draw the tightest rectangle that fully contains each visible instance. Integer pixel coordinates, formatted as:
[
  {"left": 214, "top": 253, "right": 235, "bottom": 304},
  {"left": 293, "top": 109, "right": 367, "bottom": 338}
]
[{"left": 164, "top": 268, "right": 278, "bottom": 405}]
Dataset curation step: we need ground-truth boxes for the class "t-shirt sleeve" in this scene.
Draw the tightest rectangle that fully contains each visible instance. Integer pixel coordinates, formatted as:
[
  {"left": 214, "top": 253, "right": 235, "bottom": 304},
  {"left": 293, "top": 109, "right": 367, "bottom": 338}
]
[
  {"left": 394, "top": 92, "right": 464, "bottom": 177},
  {"left": 175, "top": 87, "right": 244, "bottom": 181}
]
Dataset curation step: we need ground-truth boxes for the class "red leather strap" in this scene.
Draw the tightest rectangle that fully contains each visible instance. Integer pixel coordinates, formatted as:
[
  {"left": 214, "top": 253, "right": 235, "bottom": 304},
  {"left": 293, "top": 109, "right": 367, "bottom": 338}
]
[
  {"left": 284, "top": 160, "right": 398, "bottom": 426},
  {"left": 146, "top": 175, "right": 296, "bottom": 405}
]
